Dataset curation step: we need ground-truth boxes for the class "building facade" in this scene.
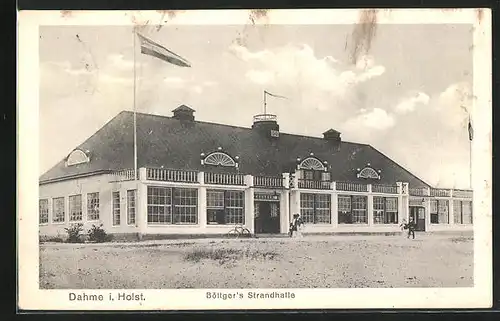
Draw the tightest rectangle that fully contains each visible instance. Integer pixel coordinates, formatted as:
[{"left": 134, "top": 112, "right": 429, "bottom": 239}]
[{"left": 39, "top": 107, "right": 473, "bottom": 239}]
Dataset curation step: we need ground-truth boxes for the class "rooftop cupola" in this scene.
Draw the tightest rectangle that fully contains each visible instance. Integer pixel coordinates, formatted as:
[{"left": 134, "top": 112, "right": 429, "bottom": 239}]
[
  {"left": 172, "top": 105, "right": 195, "bottom": 121},
  {"left": 252, "top": 113, "right": 280, "bottom": 138},
  {"left": 323, "top": 128, "right": 341, "bottom": 142}
]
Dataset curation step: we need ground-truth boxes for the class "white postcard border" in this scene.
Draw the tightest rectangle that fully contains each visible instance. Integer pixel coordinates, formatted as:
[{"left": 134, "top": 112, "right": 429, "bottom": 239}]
[{"left": 17, "top": 9, "right": 492, "bottom": 310}]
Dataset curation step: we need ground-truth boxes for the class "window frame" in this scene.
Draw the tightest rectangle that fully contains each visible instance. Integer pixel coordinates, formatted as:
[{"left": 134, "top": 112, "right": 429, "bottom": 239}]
[
  {"left": 68, "top": 194, "right": 83, "bottom": 222},
  {"left": 338, "top": 195, "right": 368, "bottom": 224},
  {"left": 206, "top": 189, "right": 245, "bottom": 225},
  {"left": 52, "top": 197, "right": 65, "bottom": 224},
  {"left": 147, "top": 186, "right": 198, "bottom": 225},
  {"left": 39, "top": 199, "right": 49, "bottom": 225},
  {"left": 112, "top": 191, "right": 121, "bottom": 226},
  {"left": 430, "top": 199, "right": 449, "bottom": 224},
  {"left": 453, "top": 199, "right": 473, "bottom": 225},
  {"left": 87, "top": 192, "right": 100, "bottom": 221},
  {"left": 373, "top": 196, "right": 398, "bottom": 224},
  {"left": 299, "top": 193, "right": 331, "bottom": 224},
  {"left": 127, "top": 189, "right": 137, "bottom": 226}
]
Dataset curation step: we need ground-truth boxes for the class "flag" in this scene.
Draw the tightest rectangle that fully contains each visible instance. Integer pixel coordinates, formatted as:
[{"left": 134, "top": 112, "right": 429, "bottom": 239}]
[
  {"left": 468, "top": 116, "right": 474, "bottom": 141},
  {"left": 136, "top": 32, "right": 191, "bottom": 67},
  {"left": 265, "top": 90, "right": 288, "bottom": 99}
]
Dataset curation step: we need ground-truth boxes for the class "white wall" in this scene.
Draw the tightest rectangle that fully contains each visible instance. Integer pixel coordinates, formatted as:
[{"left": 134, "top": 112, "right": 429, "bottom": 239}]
[{"left": 39, "top": 174, "right": 140, "bottom": 237}]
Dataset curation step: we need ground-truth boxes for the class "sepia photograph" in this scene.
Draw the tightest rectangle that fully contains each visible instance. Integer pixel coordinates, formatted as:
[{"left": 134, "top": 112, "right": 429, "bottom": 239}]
[{"left": 18, "top": 9, "right": 492, "bottom": 310}]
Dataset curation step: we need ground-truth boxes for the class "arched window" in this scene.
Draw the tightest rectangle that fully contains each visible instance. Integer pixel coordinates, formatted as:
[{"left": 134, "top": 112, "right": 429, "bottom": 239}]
[
  {"left": 298, "top": 157, "right": 326, "bottom": 171},
  {"left": 66, "top": 149, "right": 90, "bottom": 166},
  {"left": 357, "top": 166, "right": 381, "bottom": 179},
  {"left": 203, "top": 152, "right": 237, "bottom": 167}
]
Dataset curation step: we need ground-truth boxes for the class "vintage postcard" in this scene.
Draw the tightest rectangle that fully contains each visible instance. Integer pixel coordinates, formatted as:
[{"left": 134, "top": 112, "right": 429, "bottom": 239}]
[{"left": 18, "top": 9, "right": 492, "bottom": 310}]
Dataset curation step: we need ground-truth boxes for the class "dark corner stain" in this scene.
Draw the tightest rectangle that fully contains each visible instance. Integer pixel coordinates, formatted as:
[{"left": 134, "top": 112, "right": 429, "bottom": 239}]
[
  {"left": 249, "top": 9, "right": 269, "bottom": 25},
  {"left": 476, "top": 8, "right": 483, "bottom": 24},
  {"left": 60, "top": 10, "right": 72, "bottom": 18},
  {"left": 349, "top": 9, "right": 378, "bottom": 65}
]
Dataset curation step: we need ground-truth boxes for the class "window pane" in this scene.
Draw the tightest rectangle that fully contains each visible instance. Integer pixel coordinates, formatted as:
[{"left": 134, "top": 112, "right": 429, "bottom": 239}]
[
  {"left": 453, "top": 200, "right": 462, "bottom": 224},
  {"left": 338, "top": 195, "right": 351, "bottom": 224},
  {"left": 352, "top": 196, "right": 367, "bottom": 224},
  {"left": 462, "top": 201, "right": 472, "bottom": 224},
  {"left": 373, "top": 196, "right": 384, "bottom": 224},
  {"left": 87, "top": 192, "right": 100, "bottom": 221},
  {"left": 39, "top": 199, "right": 49, "bottom": 224},
  {"left": 207, "top": 190, "right": 224, "bottom": 208},
  {"left": 300, "top": 193, "right": 315, "bottom": 223},
  {"left": 384, "top": 197, "right": 398, "bottom": 224},
  {"left": 127, "top": 190, "right": 136, "bottom": 225},
  {"left": 315, "top": 194, "right": 331, "bottom": 223},
  {"left": 52, "top": 197, "right": 65, "bottom": 223},
  {"left": 438, "top": 200, "right": 449, "bottom": 224},
  {"left": 68, "top": 194, "right": 82, "bottom": 222},
  {"left": 173, "top": 188, "right": 198, "bottom": 224},
  {"left": 111, "top": 192, "right": 120, "bottom": 226},
  {"left": 147, "top": 186, "right": 172, "bottom": 224},
  {"left": 225, "top": 191, "right": 245, "bottom": 224}
]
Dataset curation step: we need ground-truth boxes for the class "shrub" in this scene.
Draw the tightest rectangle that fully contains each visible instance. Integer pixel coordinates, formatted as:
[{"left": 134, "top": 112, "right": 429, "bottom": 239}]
[
  {"left": 64, "top": 223, "right": 84, "bottom": 243},
  {"left": 87, "top": 224, "right": 112, "bottom": 243}
]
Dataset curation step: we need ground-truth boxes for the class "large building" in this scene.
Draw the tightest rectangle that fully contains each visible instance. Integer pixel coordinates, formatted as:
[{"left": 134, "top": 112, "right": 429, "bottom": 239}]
[{"left": 39, "top": 106, "right": 473, "bottom": 239}]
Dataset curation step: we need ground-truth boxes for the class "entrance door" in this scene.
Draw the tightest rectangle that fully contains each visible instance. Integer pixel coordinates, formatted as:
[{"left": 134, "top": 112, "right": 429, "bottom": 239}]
[
  {"left": 409, "top": 206, "right": 426, "bottom": 231},
  {"left": 254, "top": 201, "right": 280, "bottom": 233}
]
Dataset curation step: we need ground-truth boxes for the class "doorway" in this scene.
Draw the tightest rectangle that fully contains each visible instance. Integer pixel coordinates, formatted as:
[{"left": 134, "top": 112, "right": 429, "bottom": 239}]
[
  {"left": 254, "top": 201, "right": 280, "bottom": 234},
  {"left": 409, "top": 206, "right": 426, "bottom": 231}
]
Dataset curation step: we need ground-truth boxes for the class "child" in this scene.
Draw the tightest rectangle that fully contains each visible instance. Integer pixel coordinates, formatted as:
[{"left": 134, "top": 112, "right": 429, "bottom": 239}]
[{"left": 288, "top": 214, "right": 298, "bottom": 237}]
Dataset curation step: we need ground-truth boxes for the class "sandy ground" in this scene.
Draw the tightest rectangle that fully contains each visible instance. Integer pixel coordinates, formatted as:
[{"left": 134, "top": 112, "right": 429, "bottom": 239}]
[{"left": 39, "top": 233, "right": 473, "bottom": 289}]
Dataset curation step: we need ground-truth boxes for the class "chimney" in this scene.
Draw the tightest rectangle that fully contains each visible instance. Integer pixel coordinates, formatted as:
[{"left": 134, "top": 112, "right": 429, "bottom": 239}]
[
  {"left": 172, "top": 105, "right": 195, "bottom": 121},
  {"left": 252, "top": 113, "right": 280, "bottom": 139},
  {"left": 323, "top": 129, "right": 341, "bottom": 141}
]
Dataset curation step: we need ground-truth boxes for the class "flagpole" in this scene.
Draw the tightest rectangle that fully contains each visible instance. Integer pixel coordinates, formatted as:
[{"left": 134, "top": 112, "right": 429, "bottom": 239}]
[
  {"left": 263, "top": 90, "right": 267, "bottom": 114},
  {"left": 469, "top": 115, "right": 472, "bottom": 189},
  {"left": 133, "top": 27, "right": 138, "bottom": 181}
]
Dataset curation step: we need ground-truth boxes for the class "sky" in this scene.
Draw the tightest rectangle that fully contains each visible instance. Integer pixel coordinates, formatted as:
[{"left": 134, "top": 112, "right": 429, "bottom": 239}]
[{"left": 39, "top": 23, "right": 474, "bottom": 188}]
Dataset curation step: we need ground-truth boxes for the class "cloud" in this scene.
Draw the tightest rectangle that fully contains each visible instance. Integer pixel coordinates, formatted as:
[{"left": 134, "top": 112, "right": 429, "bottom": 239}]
[
  {"left": 394, "top": 92, "right": 430, "bottom": 114},
  {"left": 191, "top": 85, "right": 203, "bottom": 94},
  {"left": 246, "top": 70, "right": 274, "bottom": 84},
  {"left": 228, "top": 43, "right": 386, "bottom": 98},
  {"left": 343, "top": 108, "right": 395, "bottom": 132},
  {"left": 439, "top": 82, "right": 473, "bottom": 114}
]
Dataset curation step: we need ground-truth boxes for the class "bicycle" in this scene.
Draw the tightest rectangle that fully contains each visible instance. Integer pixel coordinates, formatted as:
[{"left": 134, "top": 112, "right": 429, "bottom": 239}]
[{"left": 226, "top": 224, "right": 252, "bottom": 238}]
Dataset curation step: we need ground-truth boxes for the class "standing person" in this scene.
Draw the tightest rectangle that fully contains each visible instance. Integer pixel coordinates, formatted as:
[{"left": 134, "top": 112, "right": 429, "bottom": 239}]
[
  {"left": 399, "top": 218, "right": 408, "bottom": 237},
  {"left": 289, "top": 214, "right": 298, "bottom": 237},
  {"left": 296, "top": 213, "right": 305, "bottom": 238},
  {"left": 407, "top": 217, "right": 416, "bottom": 239}
]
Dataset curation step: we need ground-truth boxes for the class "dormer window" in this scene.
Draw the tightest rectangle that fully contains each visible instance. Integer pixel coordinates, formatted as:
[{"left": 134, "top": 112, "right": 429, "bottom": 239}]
[
  {"left": 66, "top": 149, "right": 90, "bottom": 166},
  {"left": 357, "top": 164, "right": 381, "bottom": 180},
  {"left": 298, "top": 157, "right": 326, "bottom": 171},
  {"left": 201, "top": 150, "right": 239, "bottom": 168}
]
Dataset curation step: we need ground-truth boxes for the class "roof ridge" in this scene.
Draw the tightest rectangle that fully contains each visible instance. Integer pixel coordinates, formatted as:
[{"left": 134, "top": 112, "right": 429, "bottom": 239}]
[{"left": 121, "top": 110, "right": 365, "bottom": 146}]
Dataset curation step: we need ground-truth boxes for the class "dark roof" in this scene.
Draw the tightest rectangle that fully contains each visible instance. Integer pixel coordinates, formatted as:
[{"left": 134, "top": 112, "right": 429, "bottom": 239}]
[
  {"left": 323, "top": 128, "right": 341, "bottom": 135},
  {"left": 40, "top": 110, "right": 430, "bottom": 188},
  {"left": 172, "top": 105, "right": 195, "bottom": 113}
]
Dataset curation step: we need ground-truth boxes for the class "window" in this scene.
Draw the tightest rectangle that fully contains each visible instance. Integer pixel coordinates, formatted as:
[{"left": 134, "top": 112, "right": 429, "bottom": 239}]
[
  {"left": 69, "top": 195, "right": 82, "bottom": 221},
  {"left": 373, "top": 196, "right": 398, "bottom": 224},
  {"left": 203, "top": 152, "right": 236, "bottom": 167},
  {"left": 147, "top": 186, "right": 198, "bottom": 224},
  {"left": 52, "top": 197, "right": 65, "bottom": 223},
  {"left": 207, "top": 190, "right": 245, "bottom": 224},
  {"left": 357, "top": 167, "right": 380, "bottom": 179},
  {"left": 338, "top": 195, "right": 368, "bottom": 224},
  {"left": 299, "top": 157, "right": 326, "bottom": 171},
  {"left": 87, "top": 192, "right": 100, "bottom": 221},
  {"left": 127, "top": 190, "right": 137, "bottom": 225},
  {"left": 66, "top": 149, "right": 90, "bottom": 166},
  {"left": 453, "top": 200, "right": 473, "bottom": 224},
  {"left": 430, "top": 199, "right": 449, "bottom": 224},
  {"left": 173, "top": 188, "right": 198, "bottom": 224},
  {"left": 300, "top": 193, "right": 331, "bottom": 224},
  {"left": 39, "top": 199, "right": 49, "bottom": 224},
  {"left": 112, "top": 192, "right": 120, "bottom": 226}
]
